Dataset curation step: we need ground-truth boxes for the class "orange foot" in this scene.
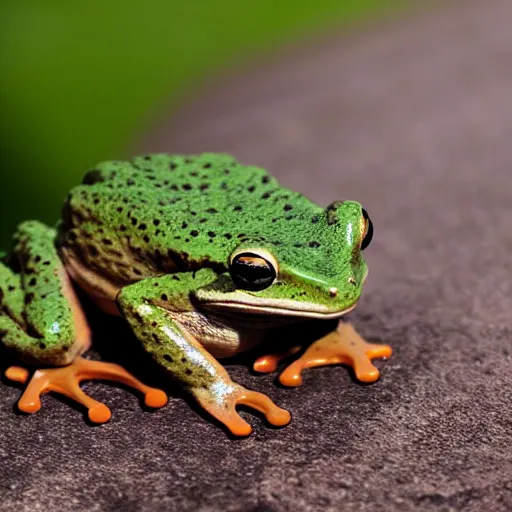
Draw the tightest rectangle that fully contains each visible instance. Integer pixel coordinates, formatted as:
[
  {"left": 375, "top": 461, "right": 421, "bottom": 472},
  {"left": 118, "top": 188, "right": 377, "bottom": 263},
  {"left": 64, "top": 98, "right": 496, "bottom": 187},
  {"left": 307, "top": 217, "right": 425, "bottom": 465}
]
[
  {"left": 195, "top": 384, "right": 291, "bottom": 437},
  {"left": 5, "top": 356, "right": 168, "bottom": 423},
  {"left": 254, "top": 322, "right": 392, "bottom": 387}
]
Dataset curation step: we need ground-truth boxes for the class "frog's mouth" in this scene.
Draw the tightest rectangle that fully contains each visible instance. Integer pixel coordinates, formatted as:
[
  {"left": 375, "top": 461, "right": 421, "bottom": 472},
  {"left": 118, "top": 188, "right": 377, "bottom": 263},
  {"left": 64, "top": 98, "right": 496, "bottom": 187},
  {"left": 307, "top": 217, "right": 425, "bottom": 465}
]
[{"left": 201, "top": 297, "right": 358, "bottom": 320}]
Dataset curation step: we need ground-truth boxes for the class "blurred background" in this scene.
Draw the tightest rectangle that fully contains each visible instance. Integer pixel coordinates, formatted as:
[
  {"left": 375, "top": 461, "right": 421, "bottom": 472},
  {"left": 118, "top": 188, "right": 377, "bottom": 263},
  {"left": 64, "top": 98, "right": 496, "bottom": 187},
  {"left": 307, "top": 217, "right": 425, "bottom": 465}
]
[{"left": 0, "top": 0, "right": 408, "bottom": 248}]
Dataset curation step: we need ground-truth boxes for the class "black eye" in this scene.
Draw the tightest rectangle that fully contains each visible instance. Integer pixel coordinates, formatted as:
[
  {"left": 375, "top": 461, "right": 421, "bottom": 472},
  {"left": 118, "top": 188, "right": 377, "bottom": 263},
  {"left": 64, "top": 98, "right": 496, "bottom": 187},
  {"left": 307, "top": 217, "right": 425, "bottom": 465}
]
[
  {"left": 229, "top": 252, "right": 277, "bottom": 291},
  {"left": 361, "top": 208, "right": 373, "bottom": 250}
]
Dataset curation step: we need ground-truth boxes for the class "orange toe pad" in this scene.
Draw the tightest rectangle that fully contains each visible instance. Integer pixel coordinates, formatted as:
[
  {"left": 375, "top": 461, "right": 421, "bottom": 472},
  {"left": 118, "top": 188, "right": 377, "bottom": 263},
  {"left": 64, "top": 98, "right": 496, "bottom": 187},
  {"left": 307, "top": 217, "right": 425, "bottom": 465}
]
[
  {"left": 196, "top": 385, "right": 291, "bottom": 437},
  {"left": 5, "top": 356, "right": 168, "bottom": 422},
  {"left": 279, "top": 323, "right": 391, "bottom": 386},
  {"left": 253, "top": 322, "right": 392, "bottom": 387}
]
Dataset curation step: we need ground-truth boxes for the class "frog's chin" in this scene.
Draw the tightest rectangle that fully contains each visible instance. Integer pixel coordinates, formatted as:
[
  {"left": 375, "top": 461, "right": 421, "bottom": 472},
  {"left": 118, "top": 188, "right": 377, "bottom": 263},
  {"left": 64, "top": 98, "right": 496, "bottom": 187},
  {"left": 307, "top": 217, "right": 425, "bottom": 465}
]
[{"left": 201, "top": 298, "right": 358, "bottom": 320}]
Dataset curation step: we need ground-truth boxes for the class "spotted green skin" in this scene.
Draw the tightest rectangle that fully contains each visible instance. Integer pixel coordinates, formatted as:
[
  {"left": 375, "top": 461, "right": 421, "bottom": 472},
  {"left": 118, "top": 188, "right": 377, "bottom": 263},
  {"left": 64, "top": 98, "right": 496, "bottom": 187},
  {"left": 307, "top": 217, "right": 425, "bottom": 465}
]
[{"left": 0, "top": 153, "right": 369, "bottom": 394}]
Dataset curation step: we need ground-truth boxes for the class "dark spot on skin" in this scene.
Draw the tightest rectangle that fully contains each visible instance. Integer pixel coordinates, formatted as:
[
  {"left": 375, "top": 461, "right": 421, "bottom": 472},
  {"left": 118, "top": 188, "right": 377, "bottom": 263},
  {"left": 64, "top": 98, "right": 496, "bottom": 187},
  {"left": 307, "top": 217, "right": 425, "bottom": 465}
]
[
  {"left": 34, "top": 255, "right": 41, "bottom": 263},
  {"left": 120, "top": 225, "right": 127, "bottom": 231},
  {"left": 152, "top": 333, "right": 160, "bottom": 342},
  {"left": 203, "top": 163, "right": 212, "bottom": 168},
  {"left": 284, "top": 204, "right": 293, "bottom": 211},
  {"left": 151, "top": 321, "right": 158, "bottom": 327},
  {"left": 285, "top": 215, "right": 294, "bottom": 221},
  {"left": 8, "top": 285, "right": 16, "bottom": 292},
  {"left": 190, "top": 211, "right": 197, "bottom": 216},
  {"left": 181, "top": 357, "right": 187, "bottom": 363},
  {"left": 262, "top": 175, "right": 270, "bottom": 184},
  {"left": 199, "top": 218, "right": 207, "bottom": 224},
  {"left": 88, "top": 245, "right": 99, "bottom": 256},
  {"left": 294, "top": 242, "right": 304, "bottom": 248},
  {"left": 312, "top": 216, "right": 319, "bottom": 224},
  {"left": 131, "top": 218, "right": 138, "bottom": 226},
  {"left": 116, "top": 207, "right": 123, "bottom": 213},
  {"left": 39, "top": 343, "right": 46, "bottom": 350},
  {"left": 220, "top": 182, "right": 228, "bottom": 190},
  {"left": 181, "top": 222, "right": 188, "bottom": 229},
  {"left": 143, "top": 235, "right": 150, "bottom": 243},
  {"left": 102, "top": 239, "right": 113, "bottom": 245},
  {"left": 261, "top": 191, "right": 272, "bottom": 199},
  {"left": 182, "top": 184, "right": 192, "bottom": 191},
  {"left": 200, "top": 183, "right": 209, "bottom": 191},
  {"left": 28, "top": 278, "right": 37, "bottom": 286},
  {"left": 224, "top": 233, "right": 232, "bottom": 239},
  {"left": 153, "top": 219, "right": 160, "bottom": 226},
  {"left": 184, "top": 158, "right": 193, "bottom": 164},
  {"left": 169, "top": 163, "right": 177, "bottom": 170},
  {"left": 190, "top": 230, "right": 199, "bottom": 237},
  {"left": 172, "top": 275, "right": 180, "bottom": 281},
  {"left": 237, "top": 233, "right": 246, "bottom": 239},
  {"left": 143, "top": 155, "right": 151, "bottom": 160},
  {"left": 170, "top": 184, "right": 178, "bottom": 192},
  {"left": 93, "top": 198, "right": 100, "bottom": 205},
  {"left": 133, "top": 268, "right": 142, "bottom": 276},
  {"left": 184, "top": 238, "right": 190, "bottom": 242},
  {"left": 309, "top": 241, "right": 321, "bottom": 248},
  {"left": 247, "top": 185, "right": 255, "bottom": 192},
  {"left": 24, "top": 293, "right": 34, "bottom": 305},
  {"left": 206, "top": 208, "right": 217, "bottom": 214},
  {"left": 233, "top": 206, "right": 242, "bottom": 212},
  {"left": 138, "top": 223, "right": 147, "bottom": 230},
  {"left": 224, "top": 169, "right": 230, "bottom": 175},
  {"left": 185, "top": 369, "right": 193, "bottom": 375},
  {"left": 127, "top": 178, "right": 135, "bottom": 186},
  {"left": 208, "top": 231, "right": 216, "bottom": 237},
  {"left": 161, "top": 293, "right": 168, "bottom": 301},
  {"left": 164, "top": 354, "right": 173, "bottom": 362},
  {"left": 271, "top": 218, "right": 278, "bottom": 223}
]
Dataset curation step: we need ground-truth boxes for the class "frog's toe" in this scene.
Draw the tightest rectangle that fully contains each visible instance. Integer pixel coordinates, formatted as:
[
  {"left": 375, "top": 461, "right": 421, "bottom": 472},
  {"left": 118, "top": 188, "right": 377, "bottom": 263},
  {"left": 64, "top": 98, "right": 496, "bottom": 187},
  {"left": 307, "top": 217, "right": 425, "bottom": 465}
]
[
  {"left": 195, "top": 385, "right": 291, "bottom": 436},
  {"left": 5, "top": 356, "right": 168, "bottom": 422},
  {"left": 278, "top": 322, "right": 392, "bottom": 387},
  {"left": 253, "top": 345, "right": 301, "bottom": 373}
]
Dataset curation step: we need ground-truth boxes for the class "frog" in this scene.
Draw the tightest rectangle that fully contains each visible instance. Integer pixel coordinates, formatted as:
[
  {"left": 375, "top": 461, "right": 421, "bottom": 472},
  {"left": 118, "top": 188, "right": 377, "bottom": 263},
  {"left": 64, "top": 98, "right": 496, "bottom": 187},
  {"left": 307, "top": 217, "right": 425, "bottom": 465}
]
[{"left": 0, "top": 153, "right": 392, "bottom": 436}]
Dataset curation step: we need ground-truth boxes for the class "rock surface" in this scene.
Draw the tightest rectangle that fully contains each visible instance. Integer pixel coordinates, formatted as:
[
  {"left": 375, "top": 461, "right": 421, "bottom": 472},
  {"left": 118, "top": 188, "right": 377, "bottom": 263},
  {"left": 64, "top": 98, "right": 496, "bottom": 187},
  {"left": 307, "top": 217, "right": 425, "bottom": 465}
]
[{"left": 3, "top": 0, "right": 512, "bottom": 510}]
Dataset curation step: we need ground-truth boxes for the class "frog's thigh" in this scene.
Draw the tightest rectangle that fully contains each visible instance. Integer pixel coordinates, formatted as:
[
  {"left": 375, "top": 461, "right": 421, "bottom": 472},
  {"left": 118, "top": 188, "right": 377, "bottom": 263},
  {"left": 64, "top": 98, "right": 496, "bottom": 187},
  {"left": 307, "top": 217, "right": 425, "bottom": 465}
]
[
  {"left": 0, "top": 221, "right": 90, "bottom": 366},
  {"left": 117, "top": 270, "right": 291, "bottom": 436}
]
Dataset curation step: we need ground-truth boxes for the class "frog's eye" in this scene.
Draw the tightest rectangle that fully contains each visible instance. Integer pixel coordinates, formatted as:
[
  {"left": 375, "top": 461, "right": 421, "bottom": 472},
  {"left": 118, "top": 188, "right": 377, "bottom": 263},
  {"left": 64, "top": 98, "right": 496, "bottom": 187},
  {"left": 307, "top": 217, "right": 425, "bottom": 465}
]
[
  {"left": 361, "top": 208, "right": 373, "bottom": 251},
  {"left": 229, "top": 251, "right": 277, "bottom": 291}
]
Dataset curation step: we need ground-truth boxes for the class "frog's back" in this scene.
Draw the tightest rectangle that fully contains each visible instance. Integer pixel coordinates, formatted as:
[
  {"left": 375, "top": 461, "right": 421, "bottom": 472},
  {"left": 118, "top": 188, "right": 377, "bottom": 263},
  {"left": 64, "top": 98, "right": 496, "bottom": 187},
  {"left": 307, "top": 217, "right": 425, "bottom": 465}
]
[{"left": 60, "top": 153, "right": 321, "bottom": 285}]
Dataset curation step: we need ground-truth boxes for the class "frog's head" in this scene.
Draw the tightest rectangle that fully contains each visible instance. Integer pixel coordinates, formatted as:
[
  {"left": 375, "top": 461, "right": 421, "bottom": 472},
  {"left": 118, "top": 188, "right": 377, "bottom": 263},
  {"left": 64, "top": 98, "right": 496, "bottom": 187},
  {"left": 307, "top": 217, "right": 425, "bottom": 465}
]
[{"left": 194, "top": 200, "right": 373, "bottom": 319}]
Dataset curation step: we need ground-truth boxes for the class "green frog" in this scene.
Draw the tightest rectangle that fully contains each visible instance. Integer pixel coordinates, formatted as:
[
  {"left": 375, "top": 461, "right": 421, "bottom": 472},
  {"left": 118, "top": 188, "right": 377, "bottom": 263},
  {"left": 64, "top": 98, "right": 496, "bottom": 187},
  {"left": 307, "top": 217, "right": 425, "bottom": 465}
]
[{"left": 0, "top": 153, "right": 391, "bottom": 436}]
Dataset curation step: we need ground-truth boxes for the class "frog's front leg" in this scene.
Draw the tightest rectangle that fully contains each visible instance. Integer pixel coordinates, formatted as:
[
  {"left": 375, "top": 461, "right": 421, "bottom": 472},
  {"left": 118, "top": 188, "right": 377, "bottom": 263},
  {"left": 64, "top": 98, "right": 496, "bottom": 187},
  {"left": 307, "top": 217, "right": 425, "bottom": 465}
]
[
  {"left": 0, "top": 221, "right": 167, "bottom": 422},
  {"left": 117, "top": 269, "right": 291, "bottom": 436},
  {"left": 254, "top": 322, "right": 392, "bottom": 386}
]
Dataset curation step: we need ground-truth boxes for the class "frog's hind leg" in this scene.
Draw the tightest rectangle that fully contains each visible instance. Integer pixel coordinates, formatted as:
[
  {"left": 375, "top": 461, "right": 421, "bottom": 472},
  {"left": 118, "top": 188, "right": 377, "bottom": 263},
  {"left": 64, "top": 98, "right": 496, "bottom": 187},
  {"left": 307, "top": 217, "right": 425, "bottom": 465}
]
[
  {"left": 254, "top": 322, "right": 392, "bottom": 386},
  {"left": 0, "top": 221, "right": 167, "bottom": 422}
]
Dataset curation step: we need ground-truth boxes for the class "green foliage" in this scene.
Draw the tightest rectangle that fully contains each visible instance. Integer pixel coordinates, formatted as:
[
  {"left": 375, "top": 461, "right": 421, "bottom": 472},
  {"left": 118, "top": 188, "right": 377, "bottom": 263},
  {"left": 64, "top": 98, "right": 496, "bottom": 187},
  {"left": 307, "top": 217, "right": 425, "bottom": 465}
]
[{"left": 0, "top": 0, "right": 401, "bottom": 247}]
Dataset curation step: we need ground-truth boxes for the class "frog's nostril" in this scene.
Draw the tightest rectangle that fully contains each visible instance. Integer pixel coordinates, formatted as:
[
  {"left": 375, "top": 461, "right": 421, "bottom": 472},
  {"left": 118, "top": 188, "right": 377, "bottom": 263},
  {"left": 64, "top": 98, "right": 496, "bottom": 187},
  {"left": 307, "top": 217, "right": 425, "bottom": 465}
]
[
  {"left": 348, "top": 277, "right": 356, "bottom": 286},
  {"left": 329, "top": 287, "right": 338, "bottom": 297}
]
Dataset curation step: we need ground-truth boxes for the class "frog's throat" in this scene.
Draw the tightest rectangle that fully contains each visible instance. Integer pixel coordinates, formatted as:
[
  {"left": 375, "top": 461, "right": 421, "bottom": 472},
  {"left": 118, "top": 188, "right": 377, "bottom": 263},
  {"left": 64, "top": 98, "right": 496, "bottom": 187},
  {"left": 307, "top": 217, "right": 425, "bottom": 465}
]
[{"left": 202, "top": 300, "right": 358, "bottom": 320}]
